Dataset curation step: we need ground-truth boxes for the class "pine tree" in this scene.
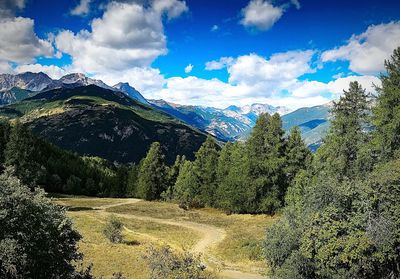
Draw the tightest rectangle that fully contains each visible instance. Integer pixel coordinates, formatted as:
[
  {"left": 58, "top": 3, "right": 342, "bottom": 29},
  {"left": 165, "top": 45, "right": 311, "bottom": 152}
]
[
  {"left": 173, "top": 160, "right": 202, "bottom": 208},
  {"left": 192, "top": 136, "right": 220, "bottom": 207},
  {"left": 373, "top": 47, "right": 400, "bottom": 161},
  {"left": 247, "top": 113, "right": 287, "bottom": 213},
  {"left": 162, "top": 155, "right": 185, "bottom": 200},
  {"left": 0, "top": 120, "right": 10, "bottom": 170},
  {"left": 4, "top": 122, "right": 46, "bottom": 186},
  {"left": 316, "top": 81, "right": 370, "bottom": 179},
  {"left": 285, "top": 126, "right": 312, "bottom": 184},
  {"left": 136, "top": 142, "right": 167, "bottom": 200}
]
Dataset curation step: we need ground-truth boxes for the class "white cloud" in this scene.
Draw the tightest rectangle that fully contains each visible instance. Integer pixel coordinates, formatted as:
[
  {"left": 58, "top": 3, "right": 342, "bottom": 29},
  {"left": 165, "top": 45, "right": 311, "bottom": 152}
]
[
  {"left": 205, "top": 57, "right": 234, "bottom": 70},
  {"left": 184, "top": 64, "right": 193, "bottom": 73},
  {"left": 291, "top": 75, "right": 381, "bottom": 98},
  {"left": 152, "top": 0, "right": 188, "bottom": 19},
  {"left": 321, "top": 21, "right": 400, "bottom": 75},
  {"left": 15, "top": 64, "right": 66, "bottom": 79},
  {"left": 211, "top": 24, "right": 219, "bottom": 32},
  {"left": 240, "top": 0, "right": 283, "bottom": 31},
  {"left": 0, "top": 61, "right": 13, "bottom": 73},
  {"left": 56, "top": 0, "right": 187, "bottom": 75},
  {"left": 70, "top": 0, "right": 91, "bottom": 16},
  {"left": 291, "top": 0, "right": 300, "bottom": 9},
  {"left": 0, "top": 17, "right": 54, "bottom": 64}
]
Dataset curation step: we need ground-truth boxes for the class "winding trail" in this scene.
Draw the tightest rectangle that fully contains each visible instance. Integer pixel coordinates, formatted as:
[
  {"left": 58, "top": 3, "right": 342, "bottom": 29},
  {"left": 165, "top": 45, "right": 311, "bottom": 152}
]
[{"left": 86, "top": 199, "right": 264, "bottom": 279}]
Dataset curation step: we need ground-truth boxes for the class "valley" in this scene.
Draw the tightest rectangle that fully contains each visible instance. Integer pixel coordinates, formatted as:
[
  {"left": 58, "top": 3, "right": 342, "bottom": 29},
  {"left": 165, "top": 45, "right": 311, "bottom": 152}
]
[{"left": 54, "top": 196, "right": 274, "bottom": 279}]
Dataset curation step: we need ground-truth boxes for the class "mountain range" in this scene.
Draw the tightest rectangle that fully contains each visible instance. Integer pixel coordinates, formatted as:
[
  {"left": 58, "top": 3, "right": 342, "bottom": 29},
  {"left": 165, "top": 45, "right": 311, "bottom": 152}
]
[{"left": 0, "top": 72, "right": 331, "bottom": 151}]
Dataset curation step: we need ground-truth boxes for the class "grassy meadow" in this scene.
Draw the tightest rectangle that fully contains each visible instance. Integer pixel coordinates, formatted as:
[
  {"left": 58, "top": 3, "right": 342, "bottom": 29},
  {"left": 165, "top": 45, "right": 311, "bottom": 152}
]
[{"left": 54, "top": 197, "right": 275, "bottom": 279}]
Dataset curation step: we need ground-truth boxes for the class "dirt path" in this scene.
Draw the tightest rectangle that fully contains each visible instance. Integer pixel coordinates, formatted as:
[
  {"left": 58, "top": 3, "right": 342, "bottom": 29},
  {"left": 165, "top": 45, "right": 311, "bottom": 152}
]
[{"left": 80, "top": 199, "right": 265, "bottom": 279}]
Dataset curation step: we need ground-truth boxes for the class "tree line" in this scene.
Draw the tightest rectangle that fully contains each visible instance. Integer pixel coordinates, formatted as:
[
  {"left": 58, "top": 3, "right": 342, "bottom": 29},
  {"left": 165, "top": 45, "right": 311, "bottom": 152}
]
[{"left": 127, "top": 112, "right": 310, "bottom": 214}]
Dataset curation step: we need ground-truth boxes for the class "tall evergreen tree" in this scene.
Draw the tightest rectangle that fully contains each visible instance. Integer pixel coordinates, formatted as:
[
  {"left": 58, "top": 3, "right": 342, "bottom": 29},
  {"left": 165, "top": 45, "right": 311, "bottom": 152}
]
[
  {"left": 192, "top": 136, "right": 220, "bottom": 207},
  {"left": 0, "top": 120, "right": 10, "bottom": 170},
  {"left": 173, "top": 160, "right": 202, "bottom": 208},
  {"left": 247, "top": 113, "right": 286, "bottom": 213},
  {"left": 373, "top": 47, "right": 400, "bottom": 161},
  {"left": 4, "top": 122, "right": 45, "bottom": 186},
  {"left": 162, "top": 155, "right": 185, "bottom": 200},
  {"left": 285, "top": 126, "right": 312, "bottom": 184},
  {"left": 136, "top": 142, "right": 167, "bottom": 200},
  {"left": 316, "top": 81, "right": 370, "bottom": 179}
]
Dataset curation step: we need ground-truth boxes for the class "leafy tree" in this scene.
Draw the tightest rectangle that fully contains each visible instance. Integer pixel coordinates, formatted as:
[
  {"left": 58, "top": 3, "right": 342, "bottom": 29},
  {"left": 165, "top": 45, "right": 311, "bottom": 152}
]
[
  {"left": 316, "top": 81, "right": 370, "bottom": 179},
  {"left": 0, "top": 168, "right": 94, "bottom": 278},
  {"left": 126, "top": 163, "right": 140, "bottom": 197},
  {"left": 103, "top": 215, "right": 124, "bottom": 244},
  {"left": 136, "top": 142, "right": 167, "bottom": 200},
  {"left": 373, "top": 46, "right": 400, "bottom": 161}
]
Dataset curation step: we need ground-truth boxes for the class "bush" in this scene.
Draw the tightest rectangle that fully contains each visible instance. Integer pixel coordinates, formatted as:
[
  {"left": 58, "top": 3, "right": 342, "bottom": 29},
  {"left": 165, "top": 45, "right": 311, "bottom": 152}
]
[
  {"left": 143, "top": 245, "right": 216, "bottom": 279},
  {"left": 103, "top": 215, "right": 124, "bottom": 243}
]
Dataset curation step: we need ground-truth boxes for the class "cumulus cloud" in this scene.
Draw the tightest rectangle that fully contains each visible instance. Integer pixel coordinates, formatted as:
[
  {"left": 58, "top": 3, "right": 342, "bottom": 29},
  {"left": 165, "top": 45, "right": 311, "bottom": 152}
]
[
  {"left": 321, "top": 21, "right": 400, "bottom": 75},
  {"left": 291, "top": 75, "right": 380, "bottom": 98},
  {"left": 70, "top": 0, "right": 91, "bottom": 16},
  {"left": 184, "top": 64, "right": 193, "bottom": 73},
  {"left": 56, "top": 0, "right": 187, "bottom": 75},
  {"left": 240, "top": 0, "right": 283, "bottom": 31},
  {"left": 0, "top": 17, "right": 54, "bottom": 64},
  {"left": 205, "top": 57, "right": 234, "bottom": 70},
  {"left": 15, "top": 64, "right": 66, "bottom": 79}
]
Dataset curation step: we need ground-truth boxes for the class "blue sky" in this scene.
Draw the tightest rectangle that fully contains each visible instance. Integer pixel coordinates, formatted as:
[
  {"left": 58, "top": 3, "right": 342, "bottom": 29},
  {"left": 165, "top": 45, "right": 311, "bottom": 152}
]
[{"left": 1, "top": 0, "right": 400, "bottom": 109}]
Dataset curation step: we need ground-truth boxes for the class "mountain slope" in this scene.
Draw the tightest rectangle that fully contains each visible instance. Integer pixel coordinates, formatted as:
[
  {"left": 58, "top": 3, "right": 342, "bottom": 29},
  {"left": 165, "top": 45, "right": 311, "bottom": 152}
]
[
  {"left": 0, "top": 72, "right": 54, "bottom": 92},
  {"left": 282, "top": 103, "right": 332, "bottom": 147},
  {"left": 113, "top": 82, "right": 149, "bottom": 105},
  {"left": 0, "top": 85, "right": 207, "bottom": 164}
]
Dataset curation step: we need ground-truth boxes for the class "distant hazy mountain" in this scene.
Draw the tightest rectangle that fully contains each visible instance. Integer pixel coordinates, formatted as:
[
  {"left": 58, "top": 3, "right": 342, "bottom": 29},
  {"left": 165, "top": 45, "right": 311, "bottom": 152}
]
[
  {"left": 282, "top": 102, "right": 332, "bottom": 148},
  {"left": 149, "top": 100, "right": 291, "bottom": 140},
  {"left": 113, "top": 82, "right": 149, "bottom": 105}
]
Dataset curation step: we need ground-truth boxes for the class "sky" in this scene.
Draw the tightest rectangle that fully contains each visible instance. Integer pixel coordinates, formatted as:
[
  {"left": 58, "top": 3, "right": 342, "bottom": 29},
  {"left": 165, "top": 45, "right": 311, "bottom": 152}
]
[{"left": 1, "top": 0, "right": 400, "bottom": 109}]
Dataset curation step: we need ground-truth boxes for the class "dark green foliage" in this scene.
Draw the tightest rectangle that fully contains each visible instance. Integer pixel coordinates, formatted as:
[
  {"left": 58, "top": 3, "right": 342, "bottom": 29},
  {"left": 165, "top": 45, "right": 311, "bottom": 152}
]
[
  {"left": 265, "top": 49, "right": 400, "bottom": 279},
  {"left": 143, "top": 245, "right": 215, "bottom": 279},
  {"left": 0, "top": 120, "right": 128, "bottom": 197},
  {"left": 103, "top": 215, "right": 124, "bottom": 244},
  {"left": 0, "top": 120, "right": 10, "bottom": 170},
  {"left": 162, "top": 155, "right": 185, "bottom": 201},
  {"left": 126, "top": 163, "right": 140, "bottom": 197},
  {"left": 315, "top": 81, "right": 370, "bottom": 180},
  {"left": 373, "top": 47, "right": 400, "bottom": 161},
  {"left": 285, "top": 126, "right": 312, "bottom": 184},
  {"left": 4, "top": 121, "right": 46, "bottom": 187},
  {"left": 247, "top": 113, "right": 287, "bottom": 213},
  {"left": 136, "top": 142, "right": 167, "bottom": 200},
  {"left": 172, "top": 136, "right": 219, "bottom": 208},
  {"left": 0, "top": 169, "right": 94, "bottom": 279}
]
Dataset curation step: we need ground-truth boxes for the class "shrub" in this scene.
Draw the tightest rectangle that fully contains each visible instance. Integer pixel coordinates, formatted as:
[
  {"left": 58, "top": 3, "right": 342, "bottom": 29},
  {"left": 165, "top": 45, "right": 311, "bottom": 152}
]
[{"left": 103, "top": 215, "right": 124, "bottom": 243}]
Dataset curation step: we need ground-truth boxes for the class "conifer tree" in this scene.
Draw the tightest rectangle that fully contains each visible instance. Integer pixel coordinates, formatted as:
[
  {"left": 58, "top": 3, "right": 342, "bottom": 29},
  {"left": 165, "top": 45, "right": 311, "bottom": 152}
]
[
  {"left": 136, "top": 142, "right": 167, "bottom": 200},
  {"left": 247, "top": 113, "right": 286, "bottom": 213},
  {"left": 173, "top": 160, "right": 201, "bottom": 208},
  {"left": 162, "top": 155, "right": 185, "bottom": 200},
  {"left": 285, "top": 126, "right": 312, "bottom": 184},
  {"left": 4, "top": 122, "right": 45, "bottom": 186},
  {"left": 316, "top": 81, "right": 370, "bottom": 179},
  {"left": 373, "top": 47, "right": 400, "bottom": 161},
  {"left": 0, "top": 120, "right": 10, "bottom": 170},
  {"left": 192, "top": 136, "right": 220, "bottom": 207}
]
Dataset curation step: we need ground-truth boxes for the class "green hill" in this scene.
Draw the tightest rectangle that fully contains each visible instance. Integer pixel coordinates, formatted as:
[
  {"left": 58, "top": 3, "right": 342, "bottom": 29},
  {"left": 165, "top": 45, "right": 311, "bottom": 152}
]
[{"left": 0, "top": 85, "right": 207, "bottom": 164}]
